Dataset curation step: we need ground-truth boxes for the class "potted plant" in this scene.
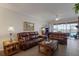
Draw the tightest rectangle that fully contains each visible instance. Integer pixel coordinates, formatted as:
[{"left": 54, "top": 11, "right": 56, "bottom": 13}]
[
  {"left": 74, "top": 3, "right": 79, "bottom": 14},
  {"left": 73, "top": 3, "right": 79, "bottom": 39}
]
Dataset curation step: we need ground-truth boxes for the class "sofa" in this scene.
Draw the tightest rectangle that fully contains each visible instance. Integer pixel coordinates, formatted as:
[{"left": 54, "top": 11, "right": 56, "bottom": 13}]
[
  {"left": 49, "top": 32, "right": 68, "bottom": 44},
  {"left": 17, "top": 32, "right": 43, "bottom": 50}
]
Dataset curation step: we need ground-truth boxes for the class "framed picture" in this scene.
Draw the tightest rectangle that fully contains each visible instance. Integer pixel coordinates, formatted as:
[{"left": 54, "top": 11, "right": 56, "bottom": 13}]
[{"left": 23, "top": 21, "right": 34, "bottom": 31}]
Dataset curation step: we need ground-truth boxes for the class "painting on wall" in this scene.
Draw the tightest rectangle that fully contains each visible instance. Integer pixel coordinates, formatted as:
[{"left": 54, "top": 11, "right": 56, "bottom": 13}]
[{"left": 23, "top": 21, "right": 34, "bottom": 32}]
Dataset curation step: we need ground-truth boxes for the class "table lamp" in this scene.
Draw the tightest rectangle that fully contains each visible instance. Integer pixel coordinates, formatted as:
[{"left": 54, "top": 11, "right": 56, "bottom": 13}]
[{"left": 8, "top": 26, "right": 14, "bottom": 42}]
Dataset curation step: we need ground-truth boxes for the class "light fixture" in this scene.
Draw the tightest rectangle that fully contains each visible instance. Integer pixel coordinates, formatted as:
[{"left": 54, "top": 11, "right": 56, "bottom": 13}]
[
  {"left": 8, "top": 26, "right": 14, "bottom": 42},
  {"left": 55, "top": 15, "right": 59, "bottom": 21},
  {"left": 56, "top": 18, "right": 59, "bottom": 21},
  {"left": 41, "top": 27, "right": 45, "bottom": 31}
]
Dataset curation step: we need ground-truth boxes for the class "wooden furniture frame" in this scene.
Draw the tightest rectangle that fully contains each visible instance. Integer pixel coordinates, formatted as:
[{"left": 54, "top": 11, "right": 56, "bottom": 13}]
[
  {"left": 38, "top": 40, "right": 58, "bottom": 55},
  {"left": 3, "top": 40, "right": 20, "bottom": 56}
]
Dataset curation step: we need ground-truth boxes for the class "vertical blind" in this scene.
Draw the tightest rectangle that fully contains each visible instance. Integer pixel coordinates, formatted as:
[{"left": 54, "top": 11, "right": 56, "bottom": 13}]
[{"left": 49, "top": 23, "right": 77, "bottom": 34}]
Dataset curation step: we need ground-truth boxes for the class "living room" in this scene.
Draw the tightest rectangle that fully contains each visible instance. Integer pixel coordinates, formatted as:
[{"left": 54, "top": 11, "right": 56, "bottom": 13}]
[{"left": 0, "top": 3, "right": 79, "bottom": 56}]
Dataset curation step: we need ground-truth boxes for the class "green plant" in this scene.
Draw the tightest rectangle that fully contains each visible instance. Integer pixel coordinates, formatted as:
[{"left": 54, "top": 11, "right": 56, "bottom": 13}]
[{"left": 74, "top": 3, "right": 79, "bottom": 14}]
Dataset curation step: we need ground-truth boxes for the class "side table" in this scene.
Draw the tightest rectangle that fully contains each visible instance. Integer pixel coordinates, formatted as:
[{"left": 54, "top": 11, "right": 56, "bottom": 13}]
[{"left": 3, "top": 40, "right": 20, "bottom": 56}]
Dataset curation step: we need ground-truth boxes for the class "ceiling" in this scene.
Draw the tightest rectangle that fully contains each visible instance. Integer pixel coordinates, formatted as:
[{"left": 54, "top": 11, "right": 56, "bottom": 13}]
[{"left": 0, "top": 3, "right": 77, "bottom": 22}]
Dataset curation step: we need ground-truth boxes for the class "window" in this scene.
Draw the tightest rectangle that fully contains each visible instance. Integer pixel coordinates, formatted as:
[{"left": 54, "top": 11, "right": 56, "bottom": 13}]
[
  {"left": 57, "top": 24, "right": 63, "bottom": 32},
  {"left": 53, "top": 25, "right": 58, "bottom": 32},
  {"left": 53, "top": 23, "right": 77, "bottom": 37}
]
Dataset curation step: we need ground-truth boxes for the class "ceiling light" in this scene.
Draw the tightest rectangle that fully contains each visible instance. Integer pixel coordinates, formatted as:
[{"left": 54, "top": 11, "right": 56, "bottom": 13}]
[
  {"left": 55, "top": 15, "right": 59, "bottom": 21},
  {"left": 56, "top": 18, "right": 59, "bottom": 21}
]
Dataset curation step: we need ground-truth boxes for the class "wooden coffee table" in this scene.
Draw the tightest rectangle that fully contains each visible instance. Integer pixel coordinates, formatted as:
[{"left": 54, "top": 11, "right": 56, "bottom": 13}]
[{"left": 38, "top": 40, "right": 58, "bottom": 55}]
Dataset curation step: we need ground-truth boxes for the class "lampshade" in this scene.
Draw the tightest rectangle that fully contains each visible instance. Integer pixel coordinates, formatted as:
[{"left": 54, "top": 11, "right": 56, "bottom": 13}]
[
  {"left": 42, "top": 28, "right": 45, "bottom": 31},
  {"left": 8, "top": 27, "right": 14, "bottom": 33}
]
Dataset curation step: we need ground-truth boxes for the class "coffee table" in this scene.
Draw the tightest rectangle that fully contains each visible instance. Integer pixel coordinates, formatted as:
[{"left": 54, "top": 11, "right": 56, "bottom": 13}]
[{"left": 38, "top": 40, "right": 58, "bottom": 55}]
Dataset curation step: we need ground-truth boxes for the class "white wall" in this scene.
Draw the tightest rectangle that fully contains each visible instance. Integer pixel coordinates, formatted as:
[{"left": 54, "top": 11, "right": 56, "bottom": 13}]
[{"left": 0, "top": 7, "right": 46, "bottom": 50}]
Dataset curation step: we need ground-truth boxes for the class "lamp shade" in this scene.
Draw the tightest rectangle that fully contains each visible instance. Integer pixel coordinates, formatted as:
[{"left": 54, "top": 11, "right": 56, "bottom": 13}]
[
  {"left": 8, "top": 27, "right": 14, "bottom": 33},
  {"left": 42, "top": 28, "right": 45, "bottom": 31}
]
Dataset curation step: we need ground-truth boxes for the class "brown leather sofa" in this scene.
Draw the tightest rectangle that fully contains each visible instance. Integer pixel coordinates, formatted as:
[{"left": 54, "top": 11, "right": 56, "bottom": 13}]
[
  {"left": 49, "top": 32, "right": 68, "bottom": 44},
  {"left": 17, "top": 32, "right": 43, "bottom": 50}
]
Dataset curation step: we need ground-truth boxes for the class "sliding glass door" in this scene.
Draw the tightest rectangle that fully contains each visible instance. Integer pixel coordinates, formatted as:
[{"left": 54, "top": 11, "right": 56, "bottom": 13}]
[
  {"left": 53, "top": 25, "right": 58, "bottom": 32},
  {"left": 69, "top": 23, "right": 77, "bottom": 37},
  {"left": 53, "top": 23, "right": 77, "bottom": 37}
]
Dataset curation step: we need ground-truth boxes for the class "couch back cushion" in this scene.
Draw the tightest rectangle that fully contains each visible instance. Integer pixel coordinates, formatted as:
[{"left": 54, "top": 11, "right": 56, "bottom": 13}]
[
  {"left": 49, "top": 32, "right": 67, "bottom": 39},
  {"left": 17, "top": 32, "right": 29, "bottom": 41},
  {"left": 17, "top": 32, "right": 38, "bottom": 41}
]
